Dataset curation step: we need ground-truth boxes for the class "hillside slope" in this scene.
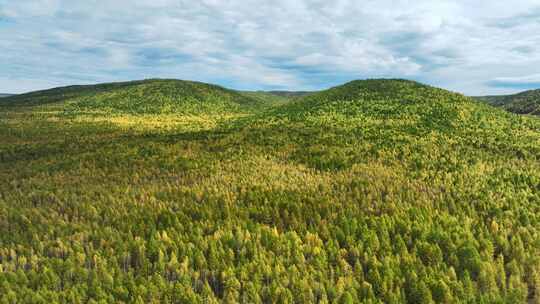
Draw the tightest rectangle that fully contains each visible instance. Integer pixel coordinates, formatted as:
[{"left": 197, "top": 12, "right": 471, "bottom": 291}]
[
  {"left": 0, "top": 93, "right": 13, "bottom": 98},
  {"left": 475, "top": 89, "right": 540, "bottom": 115},
  {"left": 238, "top": 79, "right": 539, "bottom": 170},
  {"left": 1, "top": 79, "right": 539, "bottom": 303},
  {"left": 1, "top": 79, "right": 259, "bottom": 114}
]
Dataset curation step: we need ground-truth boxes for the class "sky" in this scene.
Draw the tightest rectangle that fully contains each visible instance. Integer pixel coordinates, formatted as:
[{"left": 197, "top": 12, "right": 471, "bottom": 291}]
[{"left": 1, "top": 0, "right": 540, "bottom": 95}]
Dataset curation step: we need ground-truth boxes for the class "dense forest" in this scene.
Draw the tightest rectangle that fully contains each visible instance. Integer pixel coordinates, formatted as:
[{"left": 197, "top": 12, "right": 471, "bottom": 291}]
[
  {"left": 475, "top": 89, "right": 540, "bottom": 116},
  {"left": 0, "top": 79, "right": 539, "bottom": 303}
]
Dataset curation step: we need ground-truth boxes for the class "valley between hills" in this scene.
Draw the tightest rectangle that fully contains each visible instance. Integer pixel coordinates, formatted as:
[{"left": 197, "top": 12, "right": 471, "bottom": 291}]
[{"left": 0, "top": 79, "right": 539, "bottom": 303}]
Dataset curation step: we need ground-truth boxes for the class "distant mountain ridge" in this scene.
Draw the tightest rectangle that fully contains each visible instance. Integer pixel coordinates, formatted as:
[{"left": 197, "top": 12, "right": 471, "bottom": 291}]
[
  {"left": 239, "top": 90, "right": 315, "bottom": 105},
  {"left": 265, "top": 90, "right": 314, "bottom": 98},
  {"left": 474, "top": 89, "right": 540, "bottom": 115},
  {"left": 0, "top": 93, "right": 13, "bottom": 98}
]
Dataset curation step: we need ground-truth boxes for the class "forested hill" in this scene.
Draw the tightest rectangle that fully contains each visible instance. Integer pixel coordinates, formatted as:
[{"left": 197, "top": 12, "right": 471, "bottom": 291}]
[
  {"left": 0, "top": 79, "right": 261, "bottom": 114},
  {"left": 1, "top": 79, "right": 539, "bottom": 303},
  {"left": 239, "top": 79, "right": 539, "bottom": 170},
  {"left": 475, "top": 88, "right": 540, "bottom": 115},
  {"left": 0, "top": 93, "right": 13, "bottom": 98}
]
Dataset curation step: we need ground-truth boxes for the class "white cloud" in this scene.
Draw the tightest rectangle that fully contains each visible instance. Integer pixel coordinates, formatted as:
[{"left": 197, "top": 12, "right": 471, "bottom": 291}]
[
  {"left": 0, "top": 0, "right": 540, "bottom": 94},
  {"left": 0, "top": 0, "right": 60, "bottom": 18},
  {"left": 491, "top": 74, "right": 540, "bottom": 85}
]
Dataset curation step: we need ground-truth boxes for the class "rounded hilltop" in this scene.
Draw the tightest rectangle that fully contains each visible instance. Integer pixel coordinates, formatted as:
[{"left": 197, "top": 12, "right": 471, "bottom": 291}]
[
  {"left": 239, "top": 79, "right": 537, "bottom": 171},
  {"left": 267, "top": 78, "right": 480, "bottom": 128},
  {"left": 1, "top": 79, "right": 260, "bottom": 114},
  {"left": 275, "top": 79, "right": 467, "bottom": 114},
  {"left": 302, "top": 78, "right": 439, "bottom": 102}
]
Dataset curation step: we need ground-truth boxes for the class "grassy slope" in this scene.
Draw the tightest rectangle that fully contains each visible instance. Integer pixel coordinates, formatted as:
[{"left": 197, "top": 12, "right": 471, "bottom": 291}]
[
  {"left": 1, "top": 79, "right": 539, "bottom": 303},
  {"left": 475, "top": 89, "right": 540, "bottom": 115}
]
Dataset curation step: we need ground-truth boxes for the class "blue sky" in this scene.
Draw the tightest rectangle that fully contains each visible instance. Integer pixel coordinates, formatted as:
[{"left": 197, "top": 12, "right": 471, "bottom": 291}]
[{"left": 1, "top": 1, "right": 540, "bottom": 95}]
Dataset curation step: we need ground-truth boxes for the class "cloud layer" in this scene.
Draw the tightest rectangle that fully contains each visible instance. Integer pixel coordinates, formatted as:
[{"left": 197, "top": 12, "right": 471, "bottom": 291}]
[{"left": 1, "top": 0, "right": 539, "bottom": 94}]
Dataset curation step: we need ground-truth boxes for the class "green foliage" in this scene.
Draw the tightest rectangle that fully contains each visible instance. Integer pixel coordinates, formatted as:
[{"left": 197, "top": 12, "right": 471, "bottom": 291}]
[
  {"left": 239, "top": 91, "right": 314, "bottom": 107},
  {"left": 475, "top": 89, "right": 540, "bottom": 115},
  {"left": 239, "top": 91, "right": 292, "bottom": 105},
  {"left": 0, "top": 79, "right": 539, "bottom": 303},
  {"left": 1, "top": 79, "right": 261, "bottom": 115}
]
